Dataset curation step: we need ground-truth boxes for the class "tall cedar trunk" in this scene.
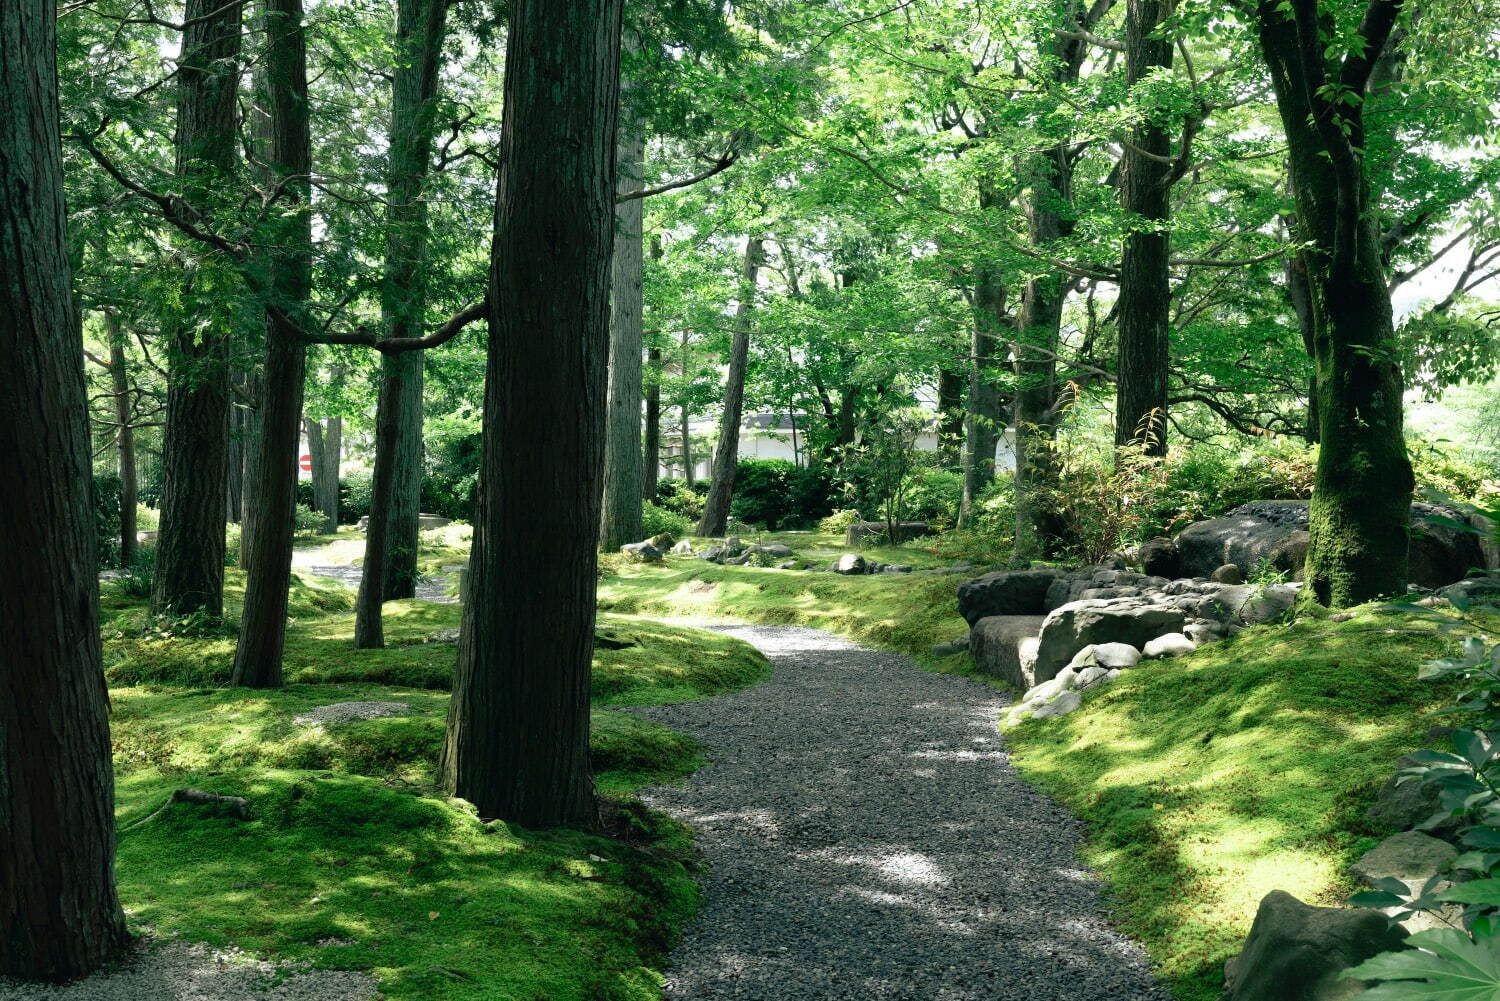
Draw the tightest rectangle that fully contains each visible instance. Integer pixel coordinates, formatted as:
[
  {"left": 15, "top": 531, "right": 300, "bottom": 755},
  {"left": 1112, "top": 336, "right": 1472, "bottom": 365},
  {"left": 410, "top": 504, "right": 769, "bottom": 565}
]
[
  {"left": 321, "top": 417, "right": 342, "bottom": 530},
  {"left": 643, "top": 347, "right": 662, "bottom": 501},
  {"left": 377, "top": 0, "right": 448, "bottom": 604},
  {"left": 438, "top": 0, "right": 622, "bottom": 826},
  {"left": 1012, "top": 14, "right": 1094, "bottom": 563},
  {"left": 1285, "top": 247, "right": 1320, "bottom": 441},
  {"left": 107, "top": 323, "right": 139, "bottom": 566},
  {"left": 959, "top": 277, "right": 1007, "bottom": 527},
  {"left": 1113, "top": 0, "right": 1173, "bottom": 455},
  {"left": 0, "top": 0, "right": 130, "bottom": 975},
  {"left": 227, "top": 369, "right": 245, "bottom": 523},
  {"left": 680, "top": 330, "right": 693, "bottom": 481},
  {"left": 151, "top": 0, "right": 242, "bottom": 617},
  {"left": 1256, "top": 0, "right": 1411, "bottom": 606},
  {"left": 696, "top": 237, "right": 762, "bottom": 537},
  {"left": 230, "top": 0, "right": 311, "bottom": 688},
  {"left": 355, "top": 0, "right": 449, "bottom": 644},
  {"left": 238, "top": 367, "right": 262, "bottom": 566},
  {"left": 937, "top": 367, "right": 964, "bottom": 466},
  {"left": 304, "top": 415, "right": 325, "bottom": 513},
  {"left": 599, "top": 40, "right": 646, "bottom": 550}
]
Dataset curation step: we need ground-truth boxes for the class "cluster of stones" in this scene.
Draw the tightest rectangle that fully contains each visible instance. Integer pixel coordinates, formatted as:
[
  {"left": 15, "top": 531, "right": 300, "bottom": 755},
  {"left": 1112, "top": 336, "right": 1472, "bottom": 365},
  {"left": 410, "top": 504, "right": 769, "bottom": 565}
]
[
  {"left": 957, "top": 562, "right": 1298, "bottom": 723},
  {"left": 1222, "top": 729, "right": 1473, "bottom": 1000}
]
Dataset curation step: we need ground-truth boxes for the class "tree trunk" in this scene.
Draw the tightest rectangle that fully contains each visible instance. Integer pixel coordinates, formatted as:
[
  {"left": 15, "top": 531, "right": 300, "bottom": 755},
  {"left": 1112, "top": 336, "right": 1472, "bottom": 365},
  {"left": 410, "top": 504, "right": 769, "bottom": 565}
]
[
  {"left": 237, "top": 367, "right": 262, "bottom": 569},
  {"left": 151, "top": 0, "right": 243, "bottom": 618},
  {"left": 1255, "top": 0, "right": 1411, "bottom": 606},
  {"left": 321, "top": 416, "right": 342, "bottom": 531},
  {"left": 227, "top": 369, "right": 246, "bottom": 524},
  {"left": 643, "top": 346, "right": 662, "bottom": 501},
  {"left": 304, "top": 415, "right": 325, "bottom": 514},
  {"left": 378, "top": 0, "right": 448, "bottom": 603},
  {"left": 438, "top": 0, "right": 623, "bottom": 827},
  {"left": 0, "top": 0, "right": 130, "bottom": 975},
  {"left": 230, "top": 0, "right": 311, "bottom": 688},
  {"left": 696, "top": 237, "right": 762, "bottom": 537},
  {"left": 1285, "top": 246, "right": 1320, "bottom": 442},
  {"left": 1113, "top": 0, "right": 1173, "bottom": 455},
  {"left": 107, "top": 322, "right": 139, "bottom": 566},
  {"left": 937, "top": 366, "right": 964, "bottom": 467},
  {"left": 599, "top": 41, "right": 646, "bottom": 550}
]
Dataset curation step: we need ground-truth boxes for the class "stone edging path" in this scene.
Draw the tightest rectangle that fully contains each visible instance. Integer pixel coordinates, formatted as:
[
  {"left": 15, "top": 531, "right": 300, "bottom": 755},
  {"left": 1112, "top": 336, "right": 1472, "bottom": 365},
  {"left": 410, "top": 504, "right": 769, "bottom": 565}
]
[{"left": 631, "top": 624, "right": 1167, "bottom": 1001}]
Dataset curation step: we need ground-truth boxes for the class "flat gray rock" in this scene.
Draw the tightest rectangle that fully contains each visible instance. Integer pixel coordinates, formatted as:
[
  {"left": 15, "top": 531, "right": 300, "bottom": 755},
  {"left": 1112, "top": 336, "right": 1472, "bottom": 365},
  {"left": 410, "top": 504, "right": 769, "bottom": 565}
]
[
  {"left": 632, "top": 623, "right": 1165, "bottom": 1001},
  {"left": 292, "top": 701, "right": 411, "bottom": 728}
]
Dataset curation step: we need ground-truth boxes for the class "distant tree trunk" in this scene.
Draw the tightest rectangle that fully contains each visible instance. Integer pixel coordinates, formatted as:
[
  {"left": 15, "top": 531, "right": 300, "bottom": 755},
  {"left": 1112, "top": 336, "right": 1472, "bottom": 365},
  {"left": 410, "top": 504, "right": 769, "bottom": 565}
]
[
  {"left": 1256, "top": 0, "right": 1412, "bottom": 606},
  {"left": 438, "top": 0, "right": 623, "bottom": 827},
  {"left": 152, "top": 0, "right": 242, "bottom": 617},
  {"left": 304, "top": 415, "right": 325, "bottom": 511},
  {"left": 321, "top": 416, "right": 341, "bottom": 530},
  {"left": 959, "top": 208, "right": 1008, "bottom": 530},
  {"left": 643, "top": 346, "right": 662, "bottom": 501},
  {"left": 1285, "top": 246, "right": 1320, "bottom": 442},
  {"left": 696, "top": 236, "right": 762, "bottom": 537},
  {"left": 237, "top": 367, "right": 262, "bottom": 568},
  {"left": 356, "top": 0, "right": 449, "bottom": 646},
  {"left": 599, "top": 40, "right": 646, "bottom": 550},
  {"left": 107, "top": 321, "right": 139, "bottom": 566},
  {"left": 227, "top": 371, "right": 246, "bottom": 524},
  {"left": 0, "top": 0, "right": 130, "bottom": 976},
  {"left": 377, "top": 0, "right": 448, "bottom": 603},
  {"left": 937, "top": 366, "right": 965, "bottom": 466},
  {"left": 231, "top": 0, "right": 311, "bottom": 688},
  {"left": 1113, "top": 0, "right": 1173, "bottom": 456}
]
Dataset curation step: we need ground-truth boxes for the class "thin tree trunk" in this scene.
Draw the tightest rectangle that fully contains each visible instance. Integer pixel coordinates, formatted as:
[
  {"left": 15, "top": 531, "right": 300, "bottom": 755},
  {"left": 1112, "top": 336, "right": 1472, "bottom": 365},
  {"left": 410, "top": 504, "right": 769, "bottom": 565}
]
[
  {"left": 937, "top": 366, "right": 964, "bottom": 467},
  {"left": 1285, "top": 246, "right": 1320, "bottom": 442},
  {"left": 696, "top": 237, "right": 762, "bottom": 537},
  {"left": 108, "top": 322, "right": 139, "bottom": 566},
  {"left": 321, "top": 416, "right": 342, "bottom": 530},
  {"left": 680, "top": 328, "right": 693, "bottom": 482},
  {"left": 379, "top": 0, "right": 448, "bottom": 603},
  {"left": 599, "top": 38, "right": 646, "bottom": 550},
  {"left": 959, "top": 272, "right": 1006, "bottom": 528},
  {"left": 227, "top": 370, "right": 245, "bottom": 524},
  {"left": 438, "top": 0, "right": 623, "bottom": 827},
  {"left": 1256, "top": 0, "right": 1411, "bottom": 606},
  {"left": 152, "top": 0, "right": 242, "bottom": 616},
  {"left": 230, "top": 0, "right": 311, "bottom": 688},
  {"left": 0, "top": 0, "right": 129, "bottom": 975},
  {"left": 1113, "top": 0, "right": 1173, "bottom": 455},
  {"left": 304, "top": 415, "right": 325, "bottom": 514},
  {"left": 643, "top": 346, "right": 662, "bottom": 501},
  {"left": 238, "top": 367, "right": 262, "bottom": 569}
]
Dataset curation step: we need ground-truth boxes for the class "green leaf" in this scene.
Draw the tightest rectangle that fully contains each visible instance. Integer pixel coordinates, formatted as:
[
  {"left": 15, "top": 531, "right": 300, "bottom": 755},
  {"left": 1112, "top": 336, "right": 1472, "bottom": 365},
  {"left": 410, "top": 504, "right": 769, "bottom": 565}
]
[{"left": 1437, "top": 879, "right": 1500, "bottom": 906}]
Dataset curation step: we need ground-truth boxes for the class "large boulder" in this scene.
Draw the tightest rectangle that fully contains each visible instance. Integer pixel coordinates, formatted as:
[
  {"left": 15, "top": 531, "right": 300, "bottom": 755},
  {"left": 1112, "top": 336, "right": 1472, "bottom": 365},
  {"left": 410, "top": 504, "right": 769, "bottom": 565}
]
[
  {"left": 620, "top": 541, "right": 664, "bottom": 563},
  {"left": 1366, "top": 755, "right": 1445, "bottom": 832},
  {"left": 417, "top": 513, "right": 451, "bottom": 530},
  {"left": 1177, "top": 500, "right": 1484, "bottom": 587},
  {"left": 1032, "top": 599, "right": 1185, "bottom": 683},
  {"left": 1223, "top": 890, "right": 1408, "bottom": 1001},
  {"left": 957, "top": 569, "right": 1066, "bottom": 625},
  {"left": 833, "top": 554, "right": 869, "bottom": 575},
  {"left": 1138, "top": 536, "right": 1182, "bottom": 579},
  {"left": 1349, "top": 831, "right": 1456, "bottom": 891},
  {"left": 969, "top": 615, "right": 1047, "bottom": 690},
  {"left": 845, "top": 520, "right": 931, "bottom": 546}
]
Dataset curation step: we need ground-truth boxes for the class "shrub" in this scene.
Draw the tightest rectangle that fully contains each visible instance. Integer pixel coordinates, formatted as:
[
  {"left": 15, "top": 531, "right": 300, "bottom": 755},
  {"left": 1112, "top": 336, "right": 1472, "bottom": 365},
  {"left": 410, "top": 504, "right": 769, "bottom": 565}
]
[
  {"left": 94, "top": 473, "right": 123, "bottom": 568},
  {"left": 424, "top": 413, "right": 484, "bottom": 520},
  {"left": 224, "top": 523, "right": 241, "bottom": 567},
  {"left": 1409, "top": 436, "right": 1491, "bottom": 502},
  {"left": 655, "top": 478, "right": 706, "bottom": 520},
  {"left": 642, "top": 501, "right": 691, "bottom": 540},
  {"left": 787, "top": 465, "right": 837, "bottom": 525},
  {"left": 116, "top": 542, "right": 157, "bottom": 599},
  {"left": 293, "top": 504, "right": 325, "bottom": 539},
  {"left": 730, "top": 458, "right": 796, "bottom": 529},
  {"left": 340, "top": 469, "right": 373, "bottom": 524},
  {"left": 902, "top": 468, "right": 963, "bottom": 527},
  {"left": 819, "top": 508, "right": 861, "bottom": 533}
]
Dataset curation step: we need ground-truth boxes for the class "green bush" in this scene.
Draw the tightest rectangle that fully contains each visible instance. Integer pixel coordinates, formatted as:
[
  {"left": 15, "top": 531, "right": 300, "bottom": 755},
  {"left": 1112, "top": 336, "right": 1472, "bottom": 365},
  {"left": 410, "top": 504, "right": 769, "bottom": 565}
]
[
  {"left": 224, "top": 523, "right": 241, "bottom": 567},
  {"left": 730, "top": 458, "right": 796, "bottom": 529},
  {"left": 642, "top": 501, "right": 691, "bottom": 540},
  {"left": 340, "top": 469, "right": 373, "bottom": 524},
  {"left": 293, "top": 504, "right": 325, "bottom": 539},
  {"left": 94, "top": 473, "right": 123, "bottom": 568},
  {"left": 818, "top": 508, "right": 861, "bottom": 533},
  {"left": 423, "top": 413, "right": 483, "bottom": 520},
  {"left": 655, "top": 478, "right": 706, "bottom": 520},
  {"left": 787, "top": 465, "right": 837, "bottom": 525},
  {"left": 1409, "top": 436, "right": 1491, "bottom": 502},
  {"left": 116, "top": 542, "right": 157, "bottom": 598},
  {"left": 902, "top": 468, "right": 963, "bottom": 527}
]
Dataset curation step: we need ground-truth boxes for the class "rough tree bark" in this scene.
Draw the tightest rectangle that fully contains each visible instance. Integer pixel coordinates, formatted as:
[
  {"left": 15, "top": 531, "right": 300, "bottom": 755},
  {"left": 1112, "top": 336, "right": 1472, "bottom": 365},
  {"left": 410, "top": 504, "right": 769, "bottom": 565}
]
[
  {"left": 355, "top": 0, "right": 450, "bottom": 646},
  {"left": 696, "top": 237, "right": 763, "bottom": 538},
  {"left": 230, "top": 0, "right": 312, "bottom": 688},
  {"left": 320, "top": 416, "right": 341, "bottom": 530},
  {"left": 1255, "top": 0, "right": 1412, "bottom": 605},
  {"left": 937, "top": 367, "right": 965, "bottom": 466},
  {"left": 438, "top": 0, "right": 623, "bottom": 827},
  {"left": 643, "top": 346, "right": 662, "bottom": 502},
  {"left": 599, "top": 33, "right": 646, "bottom": 549},
  {"left": 107, "top": 319, "right": 139, "bottom": 566},
  {"left": 373, "top": 0, "right": 449, "bottom": 606},
  {"left": 151, "top": 0, "right": 243, "bottom": 617},
  {"left": 1113, "top": 0, "right": 1174, "bottom": 455},
  {"left": 0, "top": 0, "right": 130, "bottom": 976}
]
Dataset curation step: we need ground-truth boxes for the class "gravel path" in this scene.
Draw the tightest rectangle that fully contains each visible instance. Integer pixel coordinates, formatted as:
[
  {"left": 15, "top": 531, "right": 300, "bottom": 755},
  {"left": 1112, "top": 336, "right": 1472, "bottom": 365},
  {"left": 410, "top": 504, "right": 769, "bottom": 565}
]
[
  {"left": 632, "top": 624, "right": 1166, "bottom": 1001},
  {"left": 290, "top": 543, "right": 457, "bottom": 603},
  {"left": 0, "top": 943, "right": 377, "bottom": 1001}
]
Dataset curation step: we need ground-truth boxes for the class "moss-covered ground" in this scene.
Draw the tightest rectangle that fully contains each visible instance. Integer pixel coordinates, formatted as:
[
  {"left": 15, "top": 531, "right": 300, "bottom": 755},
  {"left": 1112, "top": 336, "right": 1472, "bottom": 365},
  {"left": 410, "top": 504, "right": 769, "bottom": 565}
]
[
  {"left": 99, "top": 559, "right": 768, "bottom": 1000},
  {"left": 1003, "top": 606, "right": 1487, "bottom": 1001}
]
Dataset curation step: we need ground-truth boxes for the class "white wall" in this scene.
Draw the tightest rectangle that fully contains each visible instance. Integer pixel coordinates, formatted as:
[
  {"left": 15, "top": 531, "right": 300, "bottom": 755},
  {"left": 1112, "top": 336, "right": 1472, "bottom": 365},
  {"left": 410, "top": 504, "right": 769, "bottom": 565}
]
[{"left": 655, "top": 427, "right": 1016, "bottom": 481}]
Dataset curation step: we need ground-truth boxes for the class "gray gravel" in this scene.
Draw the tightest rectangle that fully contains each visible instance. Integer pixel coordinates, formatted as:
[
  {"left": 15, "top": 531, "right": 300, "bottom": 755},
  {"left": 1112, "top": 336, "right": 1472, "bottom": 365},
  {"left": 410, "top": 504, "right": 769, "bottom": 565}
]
[
  {"left": 0, "top": 942, "right": 377, "bottom": 1001},
  {"left": 292, "top": 700, "right": 411, "bottom": 728},
  {"left": 290, "top": 545, "right": 455, "bottom": 603},
  {"left": 632, "top": 624, "right": 1166, "bottom": 1001}
]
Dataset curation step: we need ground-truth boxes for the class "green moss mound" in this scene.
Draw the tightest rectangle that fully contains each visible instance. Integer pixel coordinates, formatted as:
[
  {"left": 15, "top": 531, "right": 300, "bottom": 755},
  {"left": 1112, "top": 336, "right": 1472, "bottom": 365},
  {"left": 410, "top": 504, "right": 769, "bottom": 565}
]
[{"left": 1004, "top": 607, "right": 1479, "bottom": 1001}]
